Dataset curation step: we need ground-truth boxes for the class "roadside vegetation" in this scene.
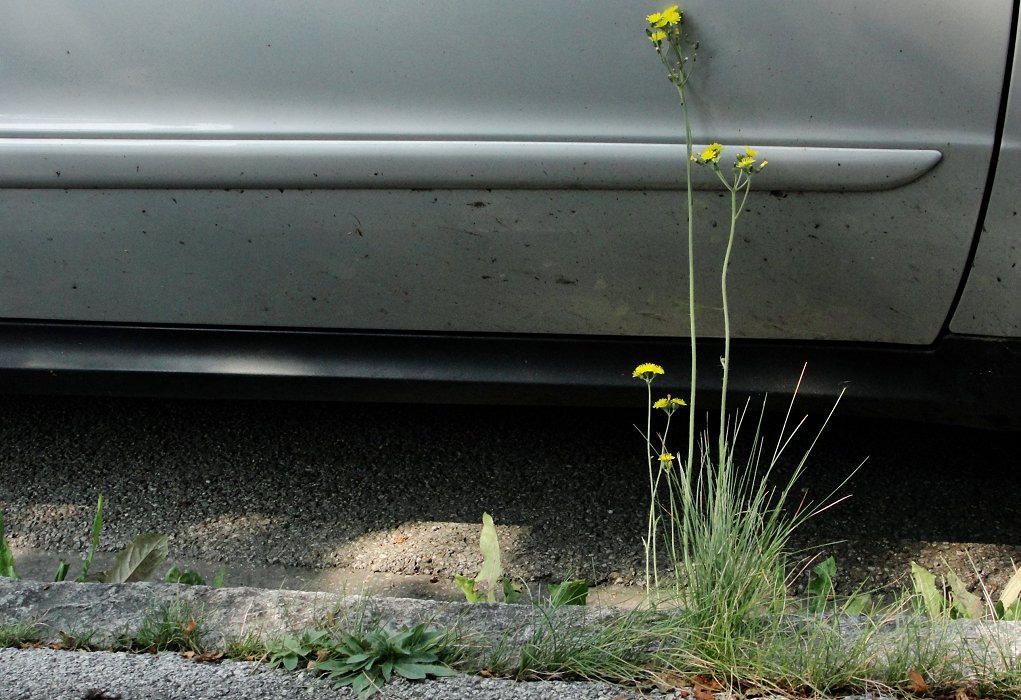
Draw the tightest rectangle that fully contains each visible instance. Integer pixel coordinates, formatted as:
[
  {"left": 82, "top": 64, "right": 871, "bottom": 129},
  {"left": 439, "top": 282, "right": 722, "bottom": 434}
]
[{"left": 2, "top": 4, "right": 1021, "bottom": 699}]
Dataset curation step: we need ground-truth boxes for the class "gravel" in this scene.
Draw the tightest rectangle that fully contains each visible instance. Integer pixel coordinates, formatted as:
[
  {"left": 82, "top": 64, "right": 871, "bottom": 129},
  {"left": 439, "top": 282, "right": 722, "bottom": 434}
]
[
  {"left": 0, "top": 648, "right": 658, "bottom": 700},
  {"left": 0, "top": 394, "right": 1018, "bottom": 598}
]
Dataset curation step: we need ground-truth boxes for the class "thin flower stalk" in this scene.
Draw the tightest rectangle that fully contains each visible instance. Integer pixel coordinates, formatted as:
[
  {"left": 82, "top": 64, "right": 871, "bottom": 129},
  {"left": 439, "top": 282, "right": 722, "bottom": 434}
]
[{"left": 645, "top": 2, "right": 699, "bottom": 599}]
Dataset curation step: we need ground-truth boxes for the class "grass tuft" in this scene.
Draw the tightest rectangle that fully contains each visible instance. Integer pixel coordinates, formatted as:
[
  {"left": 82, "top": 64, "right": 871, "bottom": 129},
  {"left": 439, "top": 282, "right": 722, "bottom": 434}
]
[{"left": 114, "top": 600, "right": 206, "bottom": 654}]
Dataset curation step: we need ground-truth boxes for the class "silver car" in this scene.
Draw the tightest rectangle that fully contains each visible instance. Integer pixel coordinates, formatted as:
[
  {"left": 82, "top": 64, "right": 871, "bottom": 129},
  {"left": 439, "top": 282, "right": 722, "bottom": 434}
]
[{"left": 1, "top": 1, "right": 1018, "bottom": 425}]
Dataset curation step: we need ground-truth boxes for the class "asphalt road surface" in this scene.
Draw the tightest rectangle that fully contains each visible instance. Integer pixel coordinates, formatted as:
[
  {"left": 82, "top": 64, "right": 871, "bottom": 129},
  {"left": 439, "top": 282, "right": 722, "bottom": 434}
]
[{"left": 1, "top": 394, "right": 1019, "bottom": 600}]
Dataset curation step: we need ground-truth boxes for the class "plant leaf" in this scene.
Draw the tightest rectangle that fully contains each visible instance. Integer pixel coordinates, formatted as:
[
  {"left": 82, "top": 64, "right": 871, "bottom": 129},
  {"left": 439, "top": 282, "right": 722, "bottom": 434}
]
[
  {"left": 1003, "top": 599, "right": 1021, "bottom": 621},
  {"left": 97, "top": 533, "right": 169, "bottom": 583},
  {"left": 351, "top": 672, "right": 378, "bottom": 699},
  {"left": 0, "top": 513, "right": 17, "bottom": 579},
  {"left": 806, "top": 556, "right": 836, "bottom": 613},
  {"left": 77, "top": 494, "right": 104, "bottom": 582},
  {"left": 165, "top": 566, "right": 206, "bottom": 586},
  {"left": 502, "top": 577, "right": 522, "bottom": 604},
  {"left": 453, "top": 574, "right": 481, "bottom": 602},
  {"left": 475, "top": 513, "right": 502, "bottom": 604},
  {"left": 910, "top": 561, "right": 945, "bottom": 619},
  {"left": 409, "top": 663, "right": 457, "bottom": 677},
  {"left": 998, "top": 565, "right": 1021, "bottom": 612},
  {"left": 549, "top": 579, "right": 589, "bottom": 607},
  {"left": 844, "top": 592, "right": 872, "bottom": 616},
  {"left": 944, "top": 565, "right": 983, "bottom": 619}
]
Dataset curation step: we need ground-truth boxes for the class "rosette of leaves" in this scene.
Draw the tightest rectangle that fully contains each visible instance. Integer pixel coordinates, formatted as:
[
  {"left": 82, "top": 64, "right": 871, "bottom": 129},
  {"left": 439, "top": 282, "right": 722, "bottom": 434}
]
[
  {"left": 267, "top": 630, "right": 330, "bottom": 671},
  {"left": 314, "top": 623, "right": 456, "bottom": 699}
]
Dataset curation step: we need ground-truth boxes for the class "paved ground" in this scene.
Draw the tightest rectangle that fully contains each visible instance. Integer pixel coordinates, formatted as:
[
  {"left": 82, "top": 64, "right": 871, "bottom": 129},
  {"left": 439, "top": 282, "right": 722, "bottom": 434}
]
[
  {"left": 1, "top": 394, "right": 1019, "bottom": 600},
  {"left": 1, "top": 394, "right": 1019, "bottom": 698}
]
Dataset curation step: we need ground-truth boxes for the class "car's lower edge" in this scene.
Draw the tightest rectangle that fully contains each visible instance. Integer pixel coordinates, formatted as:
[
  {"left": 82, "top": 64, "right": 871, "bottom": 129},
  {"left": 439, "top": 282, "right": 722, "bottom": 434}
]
[{"left": 0, "top": 321, "right": 1016, "bottom": 429}]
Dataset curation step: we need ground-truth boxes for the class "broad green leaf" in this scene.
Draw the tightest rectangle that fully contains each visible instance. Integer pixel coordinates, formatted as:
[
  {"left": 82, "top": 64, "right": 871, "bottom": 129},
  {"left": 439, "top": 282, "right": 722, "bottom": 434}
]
[
  {"left": 351, "top": 672, "right": 376, "bottom": 699},
  {"left": 844, "top": 593, "right": 872, "bottom": 616},
  {"left": 944, "top": 565, "right": 983, "bottom": 619},
  {"left": 97, "top": 533, "right": 169, "bottom": 583},
  {"left": 549, "top": 579, "right": 589, "bottom": 607},
  {"left": 910, "top": 561, "right": 945, "bottom": 619},
  {"left": 806, "top": 556, "right": 836, "bottom": 613},
  {"left": 0, "top": 513, "right": 17, "bottom": 579},
  {"left": 502, "top": 578, "right": 522, "bottom": 604},
  {"left": 406, "top": 662, "right": 457, "bottom": 677},
  {"left": 454, "top": 574, "right": 481, "bottom": 602},
  {"left": 1002, "top": 599, "right": 1021, "bottom": 621},
  {"left": 475, "top": 513, "right": 502, "bottom": 603},
  {"left": 393, "top": 662, "right": 432, "bottom": 680}
]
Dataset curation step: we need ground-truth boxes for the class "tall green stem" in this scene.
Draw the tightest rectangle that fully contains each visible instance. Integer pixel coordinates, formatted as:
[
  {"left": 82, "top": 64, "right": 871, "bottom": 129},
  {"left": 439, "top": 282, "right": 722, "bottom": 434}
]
[
  {"left": 718, "top": 186, "right": 736, "bottom": 462},
  {"left": 677, "top": 88, "right": 696, "bottom": 593},
  {"left": 717, "top": 174, "right": 751, "bottom": 465},
  {"left": 644, "top": 380, "right": 658, "bottom": 593},
  {"left": 678, "top": 90, "right": 696, "bottom": 476}
]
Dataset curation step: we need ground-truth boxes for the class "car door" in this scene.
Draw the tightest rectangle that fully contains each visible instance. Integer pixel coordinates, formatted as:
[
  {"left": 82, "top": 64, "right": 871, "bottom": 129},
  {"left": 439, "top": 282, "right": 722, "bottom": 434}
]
[{"left": 0, "top": 0, "right": 1012, "bottom": 344}]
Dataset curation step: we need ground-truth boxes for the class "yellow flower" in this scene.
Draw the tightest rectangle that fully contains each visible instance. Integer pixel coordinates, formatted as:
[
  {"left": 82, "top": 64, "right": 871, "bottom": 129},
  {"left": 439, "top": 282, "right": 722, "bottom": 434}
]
[
  {"left": 648, "top": 29, "right": 667, "bottom": 43},
  {"left": 661, "top": 6, "right": 682, "bottom": 25},
  {"left": 659, "top": 452, "right": 675, "bottom": 468},
  {"left": 735, "top": 147, "right": 767, "bottom": 172},
  {"left": 653, "top": 394, "right": 687, "bottom": 411},
  {"left": 632, "top": 363, "right": 665, "bottom": 380},
  {"left": 697, "top": 143, "right": 723, "bottom": 164},
  {"left": 646, "top": 5, "right": 681, "bottom": 28},
  {"left": 736, "top": 155, "right": 756, "bottom": 169}
]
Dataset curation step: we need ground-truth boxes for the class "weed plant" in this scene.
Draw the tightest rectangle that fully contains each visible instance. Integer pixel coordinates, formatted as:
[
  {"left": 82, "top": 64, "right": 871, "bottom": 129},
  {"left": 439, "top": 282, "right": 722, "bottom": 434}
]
[
  {"left": 114, "top": 600, "right": 206, "bottom": 654},
  {"left": 0, "top": 620, "right": 40, "bottom": 648},
  {"left": 638, "top": 2, "right": 853, "bottom": 636}
]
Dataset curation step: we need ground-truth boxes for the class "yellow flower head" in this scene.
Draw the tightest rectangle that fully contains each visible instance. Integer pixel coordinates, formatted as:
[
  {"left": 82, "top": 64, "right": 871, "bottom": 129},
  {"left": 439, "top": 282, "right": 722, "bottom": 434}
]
[
  {"left": 632, "top": 363, "right": 665, "bottom": 381},
  {"left": 653, "top": 394, "right": 688, "bottom": 413},
  {"left": 735, "top": 147, "right": 767, "bottom": 173},
  {"left": 647, "top": 5, "right": 682, "bottom": 28},
  {"left": 697, "top": 142, "right": 723, "bottom": 164},
  {"left": 736, "top": 155, "right": 756, "bottom": 169},
  {"left": 659, "top": 452, "right": 675, "bottom": 468},
  {"left": 648, "top": 29, "right": 667, "bottom": 43}
]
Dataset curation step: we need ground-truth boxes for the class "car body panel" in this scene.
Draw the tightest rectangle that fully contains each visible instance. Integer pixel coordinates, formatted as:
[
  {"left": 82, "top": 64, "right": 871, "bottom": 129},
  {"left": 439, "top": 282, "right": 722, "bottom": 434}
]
[
  {"left": 952, "top": 21, "right": 1021, "bottom": 337},
  {"left": 0, "top": 2, "right": 1014, "bottom": 352}
]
